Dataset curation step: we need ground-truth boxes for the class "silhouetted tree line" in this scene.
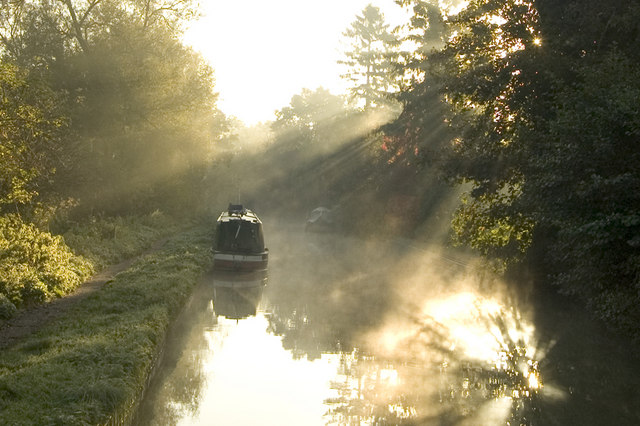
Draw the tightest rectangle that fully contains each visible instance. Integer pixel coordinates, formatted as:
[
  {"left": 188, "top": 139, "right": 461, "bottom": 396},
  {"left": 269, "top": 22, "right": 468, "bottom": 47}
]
[{"left": 379, "top": 0, "right": 640, "bottom": 338}]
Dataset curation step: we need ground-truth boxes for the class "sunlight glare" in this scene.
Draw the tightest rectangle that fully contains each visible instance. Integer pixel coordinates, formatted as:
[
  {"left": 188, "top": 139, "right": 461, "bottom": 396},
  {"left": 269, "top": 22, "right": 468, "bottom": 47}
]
[
  {"left": 191, "top": 314, "right": 337, "bottom": 425},
  {"left": 183, "top": 0, "right": 410, "bottom": 124}
]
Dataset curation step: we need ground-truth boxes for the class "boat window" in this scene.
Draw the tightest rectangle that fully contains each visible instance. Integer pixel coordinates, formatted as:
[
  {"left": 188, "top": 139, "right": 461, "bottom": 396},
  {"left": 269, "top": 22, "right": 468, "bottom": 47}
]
[{"left": 215, "top": 221, "right": 265, "bottom": 253}]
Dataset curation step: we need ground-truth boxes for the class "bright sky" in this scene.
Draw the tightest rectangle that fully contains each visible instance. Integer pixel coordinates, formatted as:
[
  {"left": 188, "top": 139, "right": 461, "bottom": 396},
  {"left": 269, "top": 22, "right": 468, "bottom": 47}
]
[{"left": 183, "top": 0, "right": 410, "bottom": 125}]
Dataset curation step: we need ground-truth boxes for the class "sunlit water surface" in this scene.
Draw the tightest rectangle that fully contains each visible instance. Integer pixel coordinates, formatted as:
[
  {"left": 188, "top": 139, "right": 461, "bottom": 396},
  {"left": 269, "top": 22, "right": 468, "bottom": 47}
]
[{"left": 136, "top": 228, "right": 640, "bottom": 425}]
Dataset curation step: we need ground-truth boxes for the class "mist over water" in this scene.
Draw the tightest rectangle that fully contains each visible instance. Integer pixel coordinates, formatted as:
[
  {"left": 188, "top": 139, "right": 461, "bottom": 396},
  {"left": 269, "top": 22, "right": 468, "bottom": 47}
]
[
  {"left": 134, "top": 98, "right": 640, "bottom": 423},
  {"left": 136, "top": 102, "right": 639, "bottom": 424},
  {"left": 135, "top": 221, "right": 640, "bottom": 425}
]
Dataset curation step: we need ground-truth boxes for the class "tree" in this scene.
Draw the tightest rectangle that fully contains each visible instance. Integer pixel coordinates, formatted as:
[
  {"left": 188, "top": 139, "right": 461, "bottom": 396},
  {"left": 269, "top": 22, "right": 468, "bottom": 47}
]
[
  {"left": 423, "top": 0, "right": 546, "bottom": 265},
  {"left": 381, "top": 0, "right": 450, "bottom": 167},
  {"left": 272, "top": 87, "right": 347, "bottom": 151},
  {"left": 524, "top": 52, "right": 640, "bottom": 330},
  {"left": 0, "top": 62, "right": 68, "bottom": 218},
  {"left": 0, "top": 0, "right": 225, "bottom": 216},
  {"left": 339, "top": 4, "right": 401, "bottom": 109},
  {"left": 411, "top": 0, "right": 640, "bottom": 334},
  {"left": 0, "top": 0, "right": 199, "bottom": 57},
  {"left": 63, "top": 24, "right": 221, "bottom": 214}
]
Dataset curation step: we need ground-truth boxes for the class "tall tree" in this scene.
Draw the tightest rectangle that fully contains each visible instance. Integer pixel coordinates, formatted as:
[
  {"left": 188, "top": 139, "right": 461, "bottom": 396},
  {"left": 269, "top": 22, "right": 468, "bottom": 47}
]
[
  {"left": 0, "top": 0, "right": 199, "bottom": 57},
  {"left": 339, "top": 4, "right": 400, "bottom": 109},
  {"left": 61, "top": 23, "right": 221, "bottom": 214},
  {"left": 382, "top": 0, "right": 450, "bottom": 167},
  {"left": 272, "top": 87, "right": 347, "bottom": 151},
  {"left": 427, "top": 0, "right": 545, "bottom": 265}
]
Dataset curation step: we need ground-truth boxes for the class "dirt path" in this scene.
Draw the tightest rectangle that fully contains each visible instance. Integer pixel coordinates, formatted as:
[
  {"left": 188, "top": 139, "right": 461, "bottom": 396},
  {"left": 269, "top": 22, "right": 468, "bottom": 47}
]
[{"left": 0, "top": 238, "right": 169, "bottom": 349}]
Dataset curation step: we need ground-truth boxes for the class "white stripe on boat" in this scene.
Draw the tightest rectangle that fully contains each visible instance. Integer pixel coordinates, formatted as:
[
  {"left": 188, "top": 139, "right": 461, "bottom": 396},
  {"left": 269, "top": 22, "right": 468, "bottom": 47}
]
[{"left": 214, "top": 253, "right": 264, "bottom": 262}]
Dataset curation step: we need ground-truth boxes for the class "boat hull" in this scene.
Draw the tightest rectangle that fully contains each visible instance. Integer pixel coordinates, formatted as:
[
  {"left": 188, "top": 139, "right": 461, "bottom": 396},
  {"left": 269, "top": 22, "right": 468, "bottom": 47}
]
[{"left": 212, "top": 251, "right": 268, "bottom": 272}]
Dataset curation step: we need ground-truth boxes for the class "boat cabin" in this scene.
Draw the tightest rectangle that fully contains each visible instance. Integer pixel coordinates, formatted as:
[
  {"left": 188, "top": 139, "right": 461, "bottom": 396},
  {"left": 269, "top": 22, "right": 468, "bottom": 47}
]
[{"left": 213, "top": 204, "right": 268, "bottom": 272}]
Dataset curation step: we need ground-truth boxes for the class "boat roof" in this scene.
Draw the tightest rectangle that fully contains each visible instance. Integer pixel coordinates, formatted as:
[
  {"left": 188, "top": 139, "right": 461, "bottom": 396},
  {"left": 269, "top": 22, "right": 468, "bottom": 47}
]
[{"left": 217, "top": 204, "right": 262, "bottom": 224}]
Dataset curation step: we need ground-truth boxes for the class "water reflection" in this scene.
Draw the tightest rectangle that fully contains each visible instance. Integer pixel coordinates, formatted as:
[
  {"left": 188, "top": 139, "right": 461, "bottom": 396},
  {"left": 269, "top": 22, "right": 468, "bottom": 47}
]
[
  {"left": 320, "top": 293, "right": 543, "bottom": 425},
  {"left": 212, "top": 271, "right": 267, "bottom": 320},
  {"left": 136, "top": 271, "right": 267, "bottom": 425},
  {"left": 135, "top": 279, "right": 214, "bottom": 425},
  {"left": 137, "top": 229, "right": 640, "bottom": 425}
]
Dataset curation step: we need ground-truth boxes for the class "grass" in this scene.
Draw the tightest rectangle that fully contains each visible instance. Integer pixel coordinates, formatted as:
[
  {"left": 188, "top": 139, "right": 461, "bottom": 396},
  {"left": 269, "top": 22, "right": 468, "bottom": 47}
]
[
  {"left": 62, "top": 212, "right": 181, "bottom": 270},
  {"left": 0, "top": 224, "right": 214, "bottom": 425}
]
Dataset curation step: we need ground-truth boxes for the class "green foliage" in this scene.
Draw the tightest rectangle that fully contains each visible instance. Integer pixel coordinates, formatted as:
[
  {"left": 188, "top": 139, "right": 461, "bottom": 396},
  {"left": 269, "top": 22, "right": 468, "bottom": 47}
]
[
  {"left": 0, "top": 212, "right": 180, "bottom": 319},
  {"left": 397, "top": 0, "right": 640, "bottom": 336},
  {"left": 382, "top": 1, "right": 451, "bottom": 167},
  {"left": 272, "top": 87, "right": 350, "bottom": 152},
  {"left": 0, "top": 62, "right": 68, "bottom": 216},
  {"left": 523, "top": 52, "right": 640, "bottom": 325},
  {"left": 58, "top": 23, "right": 222, "bottom": 215},
  {"left": 1, "top": 0, "right": 226, "bottom": 218},
  {"left": 0, "top": 293, "right": 17, "bottom": 319},
  {"left": 0, "top": 215, "right": 93, "bottom": 308},
  {"left": 0, "top": 226, "right": 213, "bottom": 425},
  {"left": 452, "top": 190, "right": 534, "bottom": 270}
]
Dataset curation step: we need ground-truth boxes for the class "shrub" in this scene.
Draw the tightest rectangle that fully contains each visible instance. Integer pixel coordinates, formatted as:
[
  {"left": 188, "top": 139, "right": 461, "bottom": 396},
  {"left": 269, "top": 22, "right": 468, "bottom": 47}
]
[
  {"left": 0, "top": 215, "right": 93, "bottom": 309},
  {"left": 0, "top": 293, "right": 16, "bottom": 320}
]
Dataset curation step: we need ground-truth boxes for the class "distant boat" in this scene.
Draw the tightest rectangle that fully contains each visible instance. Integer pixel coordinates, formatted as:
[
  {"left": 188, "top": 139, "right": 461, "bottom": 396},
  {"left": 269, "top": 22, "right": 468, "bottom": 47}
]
[
  {"left": 305, "top": 206, "right": 335, "bottom": 232},
  {"left": 213, "top": 204, "right": 268, "bottom": 272}
]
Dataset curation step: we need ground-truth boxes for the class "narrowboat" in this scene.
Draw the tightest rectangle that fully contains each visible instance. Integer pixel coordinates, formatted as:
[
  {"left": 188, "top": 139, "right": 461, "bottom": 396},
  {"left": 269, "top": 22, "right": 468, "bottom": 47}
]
[{"left": 213, "top": 204, "right": 268, "bottom": 272}]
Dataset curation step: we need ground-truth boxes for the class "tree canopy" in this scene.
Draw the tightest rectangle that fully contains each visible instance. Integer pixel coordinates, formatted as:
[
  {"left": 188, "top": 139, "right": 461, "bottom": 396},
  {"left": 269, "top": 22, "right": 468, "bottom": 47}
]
[
  {"left": 0, "top": 0, "right": 225, "bottom": 217},
  {"left": 386, "top": 0, "right": 640, "bottom": 334}
]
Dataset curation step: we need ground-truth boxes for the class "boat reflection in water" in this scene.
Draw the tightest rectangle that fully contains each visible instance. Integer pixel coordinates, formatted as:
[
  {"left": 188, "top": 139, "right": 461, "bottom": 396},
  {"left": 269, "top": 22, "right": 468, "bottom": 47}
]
[{"left": 211, "top": 271, "right": 267, "bottom": 320}]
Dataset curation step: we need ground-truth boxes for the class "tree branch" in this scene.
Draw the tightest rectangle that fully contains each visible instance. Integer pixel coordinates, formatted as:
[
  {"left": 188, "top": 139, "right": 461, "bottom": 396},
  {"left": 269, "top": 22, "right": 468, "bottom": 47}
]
[{"left": 60, "top": 0, "right": 90, "bottom": 53}]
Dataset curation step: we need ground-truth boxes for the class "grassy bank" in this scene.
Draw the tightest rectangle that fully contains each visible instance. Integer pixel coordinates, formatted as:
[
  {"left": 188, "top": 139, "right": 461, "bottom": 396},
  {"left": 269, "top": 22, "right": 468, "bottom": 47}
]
[
  {"left": 0, "top": 212, "right": 183, "bottom": 320},
  {"left": 61, "top": 212, "right": 182, "bottom": 270},
  {"left": 0, "top": 225, "right": 214, "bottom": 425}
]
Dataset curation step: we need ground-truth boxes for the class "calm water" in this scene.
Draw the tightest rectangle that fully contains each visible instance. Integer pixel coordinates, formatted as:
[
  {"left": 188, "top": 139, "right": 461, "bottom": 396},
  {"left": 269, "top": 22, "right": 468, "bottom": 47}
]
[{"left": 136, "top": 228, "right": 640, "bottom": 425}]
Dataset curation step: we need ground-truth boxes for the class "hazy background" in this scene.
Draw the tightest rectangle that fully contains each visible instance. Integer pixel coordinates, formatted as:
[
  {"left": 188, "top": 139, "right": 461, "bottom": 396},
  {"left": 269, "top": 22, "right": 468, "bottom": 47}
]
[{"left": 183, "top": 0, "right": 411, "bottom": 124}]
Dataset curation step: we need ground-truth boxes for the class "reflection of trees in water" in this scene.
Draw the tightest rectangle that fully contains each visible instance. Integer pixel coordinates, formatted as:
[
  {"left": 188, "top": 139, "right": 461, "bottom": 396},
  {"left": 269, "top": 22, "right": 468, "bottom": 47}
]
[
  {"left": 265, "top": 269, "right": 394, "bottom": 360},
  {"left": 135, "top": 281, "right": 217, "bottom": 425},
  {"left": 266, "top": 233, "right": 542, "bottom": 424},
  {"left": 267, "top": 303, "right": 325, "bottom": 360},
  {"left": 324, "top": 349, "right": 418, "bottom": 425},
  {"left": 266, "top": 234, "right": 396, "bottom": 360},
  {"left": 322, "top": 306, "right": 542, "bottom": 425}
]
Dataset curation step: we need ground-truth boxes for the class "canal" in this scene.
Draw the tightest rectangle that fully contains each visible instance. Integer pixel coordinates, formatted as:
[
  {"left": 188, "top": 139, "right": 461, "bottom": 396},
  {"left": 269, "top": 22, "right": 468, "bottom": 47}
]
[{"left": 136, "top": 227, "right": 640, "bottom": 425}]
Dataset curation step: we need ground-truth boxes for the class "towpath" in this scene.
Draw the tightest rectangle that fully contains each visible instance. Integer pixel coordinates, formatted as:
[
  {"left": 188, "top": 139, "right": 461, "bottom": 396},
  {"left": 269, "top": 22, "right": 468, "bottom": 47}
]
[{"left": 0, "top": 238, "right": 169, "bottom": 349}]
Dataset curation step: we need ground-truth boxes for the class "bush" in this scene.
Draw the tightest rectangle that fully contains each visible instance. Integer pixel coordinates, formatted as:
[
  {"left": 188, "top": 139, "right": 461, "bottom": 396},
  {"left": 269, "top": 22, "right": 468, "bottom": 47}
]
[
  {"left": 0, "top": 215, "right": 93, "bottom": 308},
  {"left": 0, "top": 293, "right": 16, "bottom": 320}
]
